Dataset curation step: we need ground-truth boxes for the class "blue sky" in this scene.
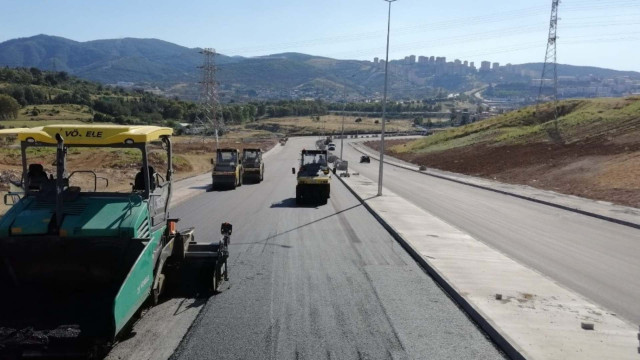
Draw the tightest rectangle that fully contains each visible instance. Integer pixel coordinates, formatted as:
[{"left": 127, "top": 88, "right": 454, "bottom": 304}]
[{"left": 1, "top": 0, "right": 639, "bottom": 71}]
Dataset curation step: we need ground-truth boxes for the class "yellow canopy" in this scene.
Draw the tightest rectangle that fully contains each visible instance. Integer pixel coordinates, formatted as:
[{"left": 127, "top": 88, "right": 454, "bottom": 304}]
[{"left": 0, "top": 125, "right": 172, "bottom": 145}]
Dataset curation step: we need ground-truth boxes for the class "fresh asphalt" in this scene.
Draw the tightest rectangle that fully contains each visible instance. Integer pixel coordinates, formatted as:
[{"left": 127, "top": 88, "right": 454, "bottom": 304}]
[
  {"left": 341, "top": 139, "right": 640, "bottom": 326},
  {"left": 167, "top": 137, "right": 504, "bottom": 360}
]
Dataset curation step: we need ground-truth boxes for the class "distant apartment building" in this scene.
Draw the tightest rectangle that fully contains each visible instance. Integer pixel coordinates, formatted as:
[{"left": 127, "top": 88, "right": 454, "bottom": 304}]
[
  {"left": 447, "top": 59, "right": 460, "bottom": 75},
  {"left": 429, "top": 56, "right": 435, "bottom": 64},
  {"left": 445, "top": 62, "right": 455, "bottom": 75},
  {"left": 409, "top": 55, "right": 416, "bottom": 64},
  {"left": 480, "top": 61, "right": 491, "bottom": 72},
  {"left": 373, "top": 57, "right": 379, "bottom": 64},
  {"left": 436, "top": 57, "right": 446, "bottom": 64},
  {"left": 418, "top": 56, "right": 428, "bottom": 64},
  {"left": 492, "top": 62, "right": 500, "bottom": 70},
  {"left": 463, "top": 60, "right": 468, "bottom": 67}
]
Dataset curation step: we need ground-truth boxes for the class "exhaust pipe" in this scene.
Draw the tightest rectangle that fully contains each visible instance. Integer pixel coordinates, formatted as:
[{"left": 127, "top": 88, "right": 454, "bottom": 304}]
[{"left": 55, "top": 133, "right": 65, "bottom": 231}]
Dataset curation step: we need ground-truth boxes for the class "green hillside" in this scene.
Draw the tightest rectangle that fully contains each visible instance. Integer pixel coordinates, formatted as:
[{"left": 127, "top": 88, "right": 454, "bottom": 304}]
[
  {"left": 395, "top": 97, "right": 640, "bottom": 154},
  {"left": 0, "top": 67, "right": 339, "bottom": 132}
]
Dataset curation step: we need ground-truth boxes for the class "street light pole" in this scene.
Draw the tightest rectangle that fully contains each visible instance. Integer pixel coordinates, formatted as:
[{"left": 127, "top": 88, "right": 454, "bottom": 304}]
[
  {"left": 340, "top": 96, "right": 345, "bottom": 160},
  {"left": 378, "top": 0, "right": 396, "bottom": 196}
]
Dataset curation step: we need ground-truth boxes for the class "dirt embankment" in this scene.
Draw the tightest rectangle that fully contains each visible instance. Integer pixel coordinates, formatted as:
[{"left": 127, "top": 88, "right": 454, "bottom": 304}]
[{"left": 366, "top": 135, "right": 640, "bottom": 208}]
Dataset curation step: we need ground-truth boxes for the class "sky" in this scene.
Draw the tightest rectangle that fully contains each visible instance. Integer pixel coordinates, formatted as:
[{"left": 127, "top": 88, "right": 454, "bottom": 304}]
[{"left": 1, "top": 0, "right": 639, "bottom": 71}]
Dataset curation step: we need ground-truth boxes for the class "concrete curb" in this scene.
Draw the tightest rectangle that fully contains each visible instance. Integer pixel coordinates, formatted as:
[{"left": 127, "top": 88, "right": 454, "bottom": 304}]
[
  {"left": 334, "top": 174, "right": 526, "bottom": 360},
  {"left": 349, "top": 142, "right": 640, "bottom": 231}
]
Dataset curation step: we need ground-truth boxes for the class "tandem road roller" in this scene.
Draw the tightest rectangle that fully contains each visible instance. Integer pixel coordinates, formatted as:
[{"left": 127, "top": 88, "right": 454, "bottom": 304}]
[
  {"left": 292, "top": 149, "right": 331, "bottom": 205},
  {"left": 211, "top": 148, "right": 243, "bottom": 189}
]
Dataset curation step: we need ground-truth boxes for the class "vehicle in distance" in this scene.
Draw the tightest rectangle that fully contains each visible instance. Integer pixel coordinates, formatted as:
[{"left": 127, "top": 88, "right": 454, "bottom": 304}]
[
  {"left": 0, "top": 125, "right": 230, "bottom": 358},
  {"left": 212, "top": 148, "right": 243, "bottom": 189},
  {"left": 293, "top": 149, "right": 331, "bottom": 205},
  {"left": 242, "top": 148, "right": 264, "bottom": 183},
  {"left": 328, "top": 143, "right": 336, "bottom": 151},
  {"left": 360, "top": 155, "right": 371, "bottom": 163}
]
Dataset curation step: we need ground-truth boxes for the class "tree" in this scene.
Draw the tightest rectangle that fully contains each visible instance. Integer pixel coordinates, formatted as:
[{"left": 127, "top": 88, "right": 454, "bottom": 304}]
[
  {"left": 0, "top": 94, "right": 20, "bottom": 120},
  {"left": 425, "top": 119, "right": 433, "bottom": 128},
  {"left": 162, "top": 104, "right": 183, "bottom": 120},
  {"left": 449, "top": 108, "right": 458, "bottom": 121}
]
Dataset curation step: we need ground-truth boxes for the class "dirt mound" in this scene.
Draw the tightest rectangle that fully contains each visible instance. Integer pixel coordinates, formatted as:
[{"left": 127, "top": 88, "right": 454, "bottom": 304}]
[{"left": 0, "top": 170, "right": 21, "bottom": 191}]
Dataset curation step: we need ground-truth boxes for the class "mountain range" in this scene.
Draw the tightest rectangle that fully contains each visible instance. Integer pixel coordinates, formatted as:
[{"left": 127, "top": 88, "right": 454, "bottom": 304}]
[{"left": 1, "top": 35, "right": 639, "bottom": 101}]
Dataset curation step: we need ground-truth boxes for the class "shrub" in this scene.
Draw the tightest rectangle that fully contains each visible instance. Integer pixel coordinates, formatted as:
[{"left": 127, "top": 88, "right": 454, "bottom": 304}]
[{"left": 0, "top": 94, "right": 20, "bottom": 120}]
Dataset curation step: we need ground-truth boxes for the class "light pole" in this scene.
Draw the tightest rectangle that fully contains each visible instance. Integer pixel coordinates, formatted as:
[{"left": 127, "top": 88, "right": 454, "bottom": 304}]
[
  {"left": 340, "top": 93, "right": 346, "bottom": 160},
  {"left": 378, "top": 0, "right": 396, "bottom": 196}
]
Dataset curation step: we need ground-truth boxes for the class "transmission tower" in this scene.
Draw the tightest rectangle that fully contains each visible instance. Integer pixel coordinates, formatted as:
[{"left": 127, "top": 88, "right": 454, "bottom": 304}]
[
  {"left": 196, "top": 48, "right": 223, "bottom": 145},
  {"left": 536, "top": 0, "right": 560, "bottom": 122}
]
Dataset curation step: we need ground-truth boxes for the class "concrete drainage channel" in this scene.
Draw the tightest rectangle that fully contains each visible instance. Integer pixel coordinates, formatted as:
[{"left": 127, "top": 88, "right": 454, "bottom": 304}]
[{"left": 333, "top": 174, "right": 525, "bottom": 360}]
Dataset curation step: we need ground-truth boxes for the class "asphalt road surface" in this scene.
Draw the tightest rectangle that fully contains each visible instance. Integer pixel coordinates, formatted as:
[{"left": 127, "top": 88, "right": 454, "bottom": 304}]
[
  {"left": 168, "top": 137, "right": 504, "bottom": 360},
  {"left": 340, "top": 139, "right": 640, "bottom": 325}
]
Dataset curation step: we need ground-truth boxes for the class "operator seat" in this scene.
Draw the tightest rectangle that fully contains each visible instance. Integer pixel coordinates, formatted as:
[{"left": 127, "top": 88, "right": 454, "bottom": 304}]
[
  {"left": 133, "top": 166, "right": 156, "bottom": 191},
  {"left": 27, "top": 164, "right": 49, "bottom": 191}
]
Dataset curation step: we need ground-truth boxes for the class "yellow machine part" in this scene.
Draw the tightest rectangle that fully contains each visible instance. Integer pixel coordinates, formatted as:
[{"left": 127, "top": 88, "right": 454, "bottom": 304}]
[
  {"left": 298, "top": 177, "right": 330, "bottom": 185},
  {"left": 0, "top": 125, "right": 172, "bottom": 145}
]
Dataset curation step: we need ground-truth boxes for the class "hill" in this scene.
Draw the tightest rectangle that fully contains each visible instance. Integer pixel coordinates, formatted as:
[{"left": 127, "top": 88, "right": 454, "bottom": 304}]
[
  {"left": 2, "top": 35, "right": 639, "bottom": 101},
  {"left": 0, "top": 67, "right": 276, "bottom": 131},
  {"left": 511, "top": 63, "right": 640, "bottom": 79},
  {"left": 0, "top": 66, "right": 368, "bottom": 134},
  {"left": 0, "top": 35, "right": 241, "bottom": 84},
  {"left": 370, "top": 97, "right": 640, "bottom": 207}
]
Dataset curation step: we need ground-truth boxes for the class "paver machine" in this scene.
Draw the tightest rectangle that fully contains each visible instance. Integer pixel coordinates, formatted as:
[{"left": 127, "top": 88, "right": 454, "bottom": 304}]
[
  {"left": 241, "top": 148, "right": 264, "bottom": 183},
  {"left": 292, "top": 149, "right": 331, "bottom": 205},
  {"left": 0, "top": 125, "right": 231, "bottom": 358},
  {"left": 211, "top": 148, "right": 243, "bottom": 189}
]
